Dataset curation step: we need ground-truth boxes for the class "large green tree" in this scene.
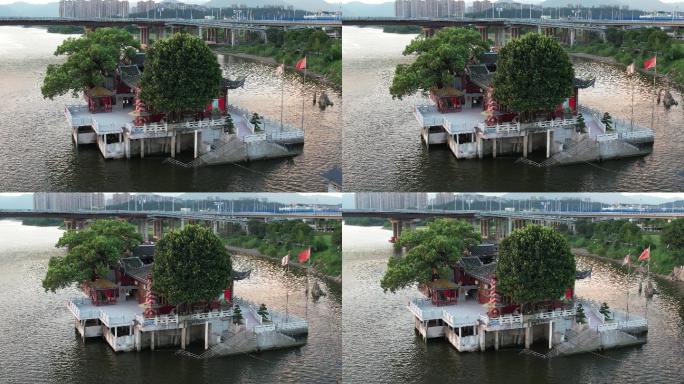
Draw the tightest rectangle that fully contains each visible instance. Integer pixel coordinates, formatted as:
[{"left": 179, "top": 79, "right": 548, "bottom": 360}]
[
  {"left": 390, "top": 27, "right": 490, "bottom": 99},
  {"left": 42, "top": 219, "right": 142, "bottom": 292},
  {"left": 496, "top": 225, "right": 575, "bottom": 311},
  {"left": 42, "top": 28, "right": 139, "bottom": 99},
  {"left": 492, "top": 33, "right": 574, "bottom": 122},
  {"left": 662, "top": 219, "right": 684, "bottom": 252},
  {"left": 139, "top": 33, "right": 222, "bottom": 121},
  {"left": 380, "top": 219, "right": 481, "bottom": 293},
  {"left": 152, "top": 224, "right": 232, "bottom": 307}
]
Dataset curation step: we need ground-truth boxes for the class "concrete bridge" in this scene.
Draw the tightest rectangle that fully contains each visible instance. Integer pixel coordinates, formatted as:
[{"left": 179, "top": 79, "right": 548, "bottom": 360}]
[
  {"left": 343, "top": 16, "right": 684, "bottom": 46},
  {"left": 343, "top": 208, "right": 684, "bottom": 242},
  {"left": 0, "top": 17, "right": 340, "bottom": 47},
  {"left": 1, "top": 208, "right": 341, "bottom": 241}
]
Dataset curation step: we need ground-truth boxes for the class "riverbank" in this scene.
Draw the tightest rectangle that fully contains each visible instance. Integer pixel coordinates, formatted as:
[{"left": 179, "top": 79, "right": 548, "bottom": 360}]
[
  {"left": 215, "top": 50, "right": 340, "bottom": 88},
  {"left": 225, "top": 245, "right": 342, "bottom": 285},
  {"left": 573, "top": 247, "right": 684, "bottom": 296}
]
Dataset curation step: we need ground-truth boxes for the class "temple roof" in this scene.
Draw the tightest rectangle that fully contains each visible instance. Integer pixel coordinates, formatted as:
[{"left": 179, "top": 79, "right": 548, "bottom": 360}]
[
  {"left": 468, "top": 243, "right": 497, "bottom": 257},
  {"left": 84, "top": 86, "right": 114, "bottom": 98},
  {"left": 430, "top": 86, "right": 465, "bottom": 97},
  {"left": 574, "top": 77, "right": 596, "bottom": 89},
  {"left": 232, "top": 269, "right": 252, "bottom": 280},
  {"left": 427, "top": 278, "right": 459, "bottom": 290},
  {"left": 88, "top": 278, "right": 118, "bottom": 290},
  {"left": 120, "top": 256, "right": 152, "bottom": 283},
  {"left": 458, "top": 256, "right": 497, "bottom": 284},
  {"left": 118, "top": 64, "right": 142, "bottom": 89},
  {"left": 221, "top": 77, "right": 246, "bottom": 90}
]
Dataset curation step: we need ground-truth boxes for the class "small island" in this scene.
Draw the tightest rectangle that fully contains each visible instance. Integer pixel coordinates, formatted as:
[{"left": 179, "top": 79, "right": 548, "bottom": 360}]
[
  {"left": 383, "top": 219, "right": 647, "bottom": 355},
  {"left": 45, "top": 219, "right": 308, "bottom": 355}
]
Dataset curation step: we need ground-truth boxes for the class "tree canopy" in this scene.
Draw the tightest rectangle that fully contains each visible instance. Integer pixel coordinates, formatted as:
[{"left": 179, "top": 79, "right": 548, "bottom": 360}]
[
  {"left": 390, "top": 27, "right": 490, "bottom": 99},
  {"left": 380, "top": 219, "right": 481, "bottom": 293},
  {"left": 139, "top": 33, "right": 222, "bottom": 121},
  {"left": 42, "top": 28, "right": 139, "bottom": 99},
  {"left": 496, "top": 225, "right": 575, "bottom": 311},
  {"left": 42, "top": 219, "right": 142, "bottom": 292},
  {"left": 662, "top": 219, "right": 684, "bottom": 253},
  {"left": 492, "top": 33, "right": 574, "bottom": 121},
  {"left": 152, "top": 224, "right": 232, "bottom": 306}
]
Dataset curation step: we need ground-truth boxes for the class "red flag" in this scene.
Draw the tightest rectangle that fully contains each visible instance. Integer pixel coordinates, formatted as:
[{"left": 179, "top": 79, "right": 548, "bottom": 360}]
[
  {"left": 644, "top": 56, "right": 657, "bottom": 70},
  {"left": 295, "top": 56, "right": 307, "bottom": 71},
  {"left": 638, "top": 247, "right": 650, "bottom": 261},
  {"left": 298, "top": 247, "right": 311, "bottom": 263}
]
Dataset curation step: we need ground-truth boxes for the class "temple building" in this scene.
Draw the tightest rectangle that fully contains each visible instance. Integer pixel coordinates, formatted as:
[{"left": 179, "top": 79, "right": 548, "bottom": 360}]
[
  {"left": 407, "top": 244, "right": 648, "bottom": 355},
  {"left": 67, "top": 244, "right": 308, "bottom": 354},
  {"left": 413, "top": 52, "right": 654, "bottom": 165},
  {"left": 65, "top": 52, "right": 304, "bottom": 164}
]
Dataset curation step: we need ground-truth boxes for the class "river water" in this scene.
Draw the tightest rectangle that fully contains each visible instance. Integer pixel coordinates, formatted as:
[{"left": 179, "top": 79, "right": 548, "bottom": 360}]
[
  {"left": 0, "top": 26, "right": 341, "bottom": 192},
  {"left": 342, "top": 224, "right": 684, "bottom": 383},
  {"left": 342, "top": 26, "right": 684, "bottom": 192},
  {"left": 0, "top": 220, "right": 341, "bottom": 383}
]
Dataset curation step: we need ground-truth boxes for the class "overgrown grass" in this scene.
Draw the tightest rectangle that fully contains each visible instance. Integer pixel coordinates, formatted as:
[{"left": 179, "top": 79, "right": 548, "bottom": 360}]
[{"left": 222, "top": 232, "right": 341, "bottom": 278}]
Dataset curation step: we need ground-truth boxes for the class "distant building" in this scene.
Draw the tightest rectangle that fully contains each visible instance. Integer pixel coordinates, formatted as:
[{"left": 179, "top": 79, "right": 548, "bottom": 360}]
[
  {"left": 111, "top": 193, "right": 132, "bottom": 207},
  {"left": 59, "top": 0, "right": 129, "bottom": 18},
  {"left": 34, "top": 193, "right": 105, "bottom": 211},
  {"left": 355, "top": 192, "right": 428, "bottom": 210},
  {"left": 432, "top": 192, "right": 455, "bottom": 207},
  {"left": 134, "top": 0, "right": 156, "bottom": 14},
  {"left": 471, "top": 0, "right": 492, "bottom": 14},
  {"left": 395, "top": 0, "right": 465, "bottom": 18}
]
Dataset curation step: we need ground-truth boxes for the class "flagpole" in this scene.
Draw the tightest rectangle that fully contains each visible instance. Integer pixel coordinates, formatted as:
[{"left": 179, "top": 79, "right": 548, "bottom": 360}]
[
  {"left": 301, "top": 58, "right": 307, "bottom": 132},
  {"left": 280, "top": 60, "right": 285, "bottom": 130},
  {"left": 651, "top": 53, "right": 657, "bottom": 129},
  {"left": 627, "top": 256, "right": 630, "bottom": 320},
  {"left": 305, "top": 250, "right": 310, "bottom": 320},
  {"left": 285, "top": 255, "right": 289, "bottom": 322}
]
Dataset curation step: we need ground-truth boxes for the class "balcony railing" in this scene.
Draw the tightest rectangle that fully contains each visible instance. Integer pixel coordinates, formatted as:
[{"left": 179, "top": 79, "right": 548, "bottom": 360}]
[
  {"left": 479, "top": 313, "right": 523, "bottom": 329},
  {"left": 407, "top": 297, "right": 442, "bottom": 321}
]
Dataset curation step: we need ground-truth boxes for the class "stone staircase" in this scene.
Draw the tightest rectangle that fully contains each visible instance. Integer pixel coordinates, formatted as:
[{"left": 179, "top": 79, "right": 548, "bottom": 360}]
[{"left": 547, "top": 327, "right": 601, "bottom": 357}]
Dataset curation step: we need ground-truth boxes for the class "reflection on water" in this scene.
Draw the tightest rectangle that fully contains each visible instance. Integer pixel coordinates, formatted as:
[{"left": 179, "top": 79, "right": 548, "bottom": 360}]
[
  {"left": 0, "top": 220, "right": 341, "bottom": 383},
  {"left": 342, "top": 224, "right": 684, "bottom": 383},
  {"left": 342, "top": 26, "right": 684, "bottom": 191},
  {"left": 0, "top": 27, "right": 341, "bottom": 192}
]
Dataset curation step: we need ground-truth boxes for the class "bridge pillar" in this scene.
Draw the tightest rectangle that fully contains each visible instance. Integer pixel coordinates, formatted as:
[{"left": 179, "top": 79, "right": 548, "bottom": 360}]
[
  {"left": 198, "top": 26, "right": 203, "bottom": 40},
  {"left": 421, "top": 27, "right": 435, "bottom": 38},
  {"left": 476, "top": 26, "right": 487, "bottom": 42},
  {"left": 172, "top": 25, "right": 182, "bottom": 35},
  {"left": 231, "top": 29, "right": 236, "bottom": 47},
  {"left": 212, "top": 221, "right": 218, "bottom": 235},
  {"left": 157, "top": 26, "right": 165, "bottom": 40},
  {"left": 570, "top": 29, "right": 575, "bottom": 47},
  {"left": 138, "top": 25, "right": 150, "bottom": 49},
  {"left": 507, "top": 218, "right": 513, "bottom": 236}
]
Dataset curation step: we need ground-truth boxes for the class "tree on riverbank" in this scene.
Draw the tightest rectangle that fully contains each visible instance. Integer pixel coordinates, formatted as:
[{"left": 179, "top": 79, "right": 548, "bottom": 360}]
[
  {"left": 380, "top": 219, "right": 481, "bottom": 293},
  {"left": 140, "top": 33, "right": 222, "bottom": 122},
  {"left": 389, "top": 27, "right": 490, "bottom": 99},
  {"left": 662, "top": 219, "right": 684, "bottom": 253},
  {"left": 41, "top": 28, "right": 139, "bottom": 99},
  {"left": 42, "top": 220, "right": 142, "bottom": 292},
  {"left": 492, "top": 33, "right": 574, "bottom": 122},
  {"left": 496, "top": 225, "right": 575, "bottom": 312},
  {"left": 152, "top": 224, "right": 232, "bottom": 309}
]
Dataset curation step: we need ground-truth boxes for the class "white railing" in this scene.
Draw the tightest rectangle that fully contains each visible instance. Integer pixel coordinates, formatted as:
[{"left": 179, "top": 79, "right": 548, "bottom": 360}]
[
  {"left": 100, "top": 310, "right": 133, "bottom": 327},
  {"left": 136, "top": 313, "right": 180, "bottom": 328},
  {"left": 619, "top": 130, "right": 654, "bottom": 140},
  {"left": 480, "top": 121, "right": 521, "bottom": 135},
  {"left": 407, "top": 297, "right": 442, "bottom": 321},
  {"left": 269, "top": 130, "right": 304, "bottom": 142},
  {"left": 189, "top": 309, "right": 232, "bottom": 321},
  {"left": 531, "top": 308, "right": 576, "bottom": 320},
  {"left": 243, "top": 134, "right": 267, "bottom": 143},
  {"left": 92, "top": 118, "right": 122, "bottom": 134},
  {"left": 65, "top": 105, "right": 92, "bottom": 127},
  {"left": 66, "top": 297, "right": 99, "bottom": 319},
  {"left": 479, "top": 313, "right": 523, "bottom": 329},
  {"left": 254, "top": 324, "right": 276, "bottom": 333},
  {"left": 126, "top": 122, "right": 168, "bottom": 136},
  {"left": 596, "top": 133, "right": 619, "bottom": 142},
  {"left": 529, "top": 117, "right": 577, "bottom": 130},
  {"left": 278, "top": 320, "right": 308, "bottom": 331},
  {"left": 442, "top": 310, "right": 479, "bottom": 327},
  {"left": 413, "top": 105, "right": 443, "bottom": 127},
  {"left": 597, "top": 318, "right": 647, "bottom": 332}
]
